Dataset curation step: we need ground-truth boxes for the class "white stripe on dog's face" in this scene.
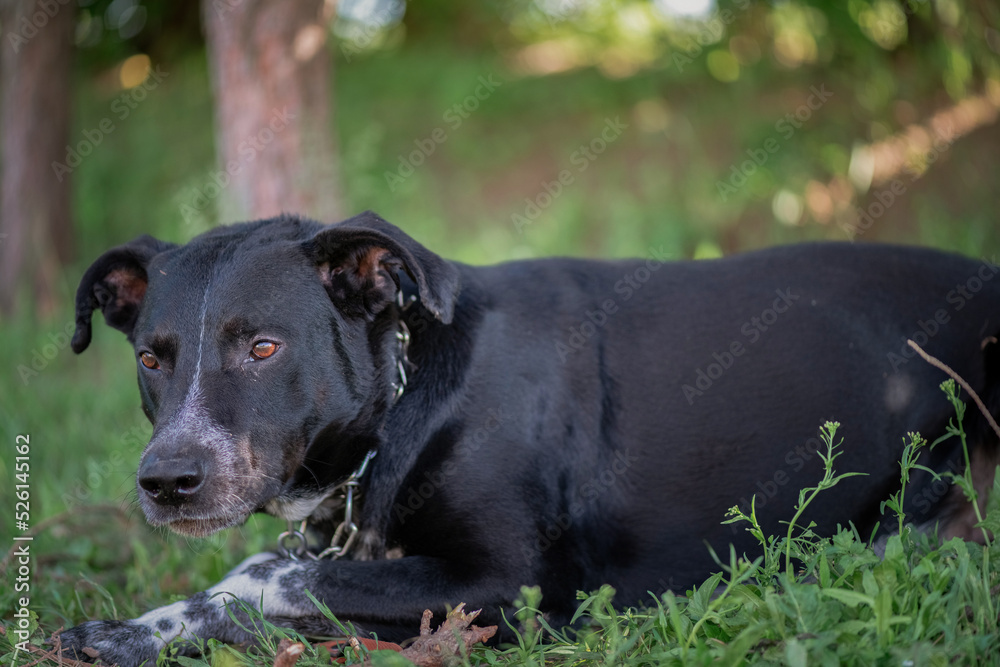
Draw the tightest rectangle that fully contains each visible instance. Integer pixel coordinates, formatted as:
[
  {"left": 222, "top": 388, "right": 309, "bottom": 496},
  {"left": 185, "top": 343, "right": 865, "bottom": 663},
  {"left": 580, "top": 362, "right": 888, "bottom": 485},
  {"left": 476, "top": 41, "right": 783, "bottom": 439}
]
[{"left": 190, "top": 284, "right": 211, "bottom": 403}]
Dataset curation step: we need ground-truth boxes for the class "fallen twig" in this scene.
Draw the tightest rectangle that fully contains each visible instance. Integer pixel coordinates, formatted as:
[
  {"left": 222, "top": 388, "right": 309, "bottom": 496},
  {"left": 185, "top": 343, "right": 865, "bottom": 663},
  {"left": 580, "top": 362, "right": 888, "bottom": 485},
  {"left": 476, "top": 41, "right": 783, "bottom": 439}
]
[{"left": 907, "top": 339, "right": 1000, "bottom": 441}]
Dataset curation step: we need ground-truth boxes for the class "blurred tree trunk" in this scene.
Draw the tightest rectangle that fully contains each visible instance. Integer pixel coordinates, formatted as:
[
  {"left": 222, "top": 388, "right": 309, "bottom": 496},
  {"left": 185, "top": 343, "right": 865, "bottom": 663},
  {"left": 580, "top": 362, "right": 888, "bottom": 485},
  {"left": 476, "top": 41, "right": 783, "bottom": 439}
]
[
  {"left": 0, "top": 0, "right": 75, "bottom": 317},
  {"left": 203, "top": 0, "right": 342, "bottom": 223}
]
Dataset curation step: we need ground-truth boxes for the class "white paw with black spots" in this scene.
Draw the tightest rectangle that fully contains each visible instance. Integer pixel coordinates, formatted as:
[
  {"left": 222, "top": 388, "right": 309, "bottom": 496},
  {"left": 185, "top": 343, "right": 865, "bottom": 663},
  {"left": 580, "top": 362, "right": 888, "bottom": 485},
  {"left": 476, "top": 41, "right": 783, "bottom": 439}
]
[
  {"left": 59, "top": 620, "right": 160, "bottom": 666},
  {"left": 58, "top": 553, "right": 313, "bottom": 666}
]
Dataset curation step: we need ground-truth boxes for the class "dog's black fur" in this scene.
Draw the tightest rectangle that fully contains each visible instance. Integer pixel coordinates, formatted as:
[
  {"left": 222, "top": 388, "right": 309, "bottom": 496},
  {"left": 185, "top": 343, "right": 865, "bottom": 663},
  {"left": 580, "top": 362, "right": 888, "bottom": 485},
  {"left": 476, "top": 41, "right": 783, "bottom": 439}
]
[{"left": 62, "top": 211, "right": 1000, "bottom": 665}]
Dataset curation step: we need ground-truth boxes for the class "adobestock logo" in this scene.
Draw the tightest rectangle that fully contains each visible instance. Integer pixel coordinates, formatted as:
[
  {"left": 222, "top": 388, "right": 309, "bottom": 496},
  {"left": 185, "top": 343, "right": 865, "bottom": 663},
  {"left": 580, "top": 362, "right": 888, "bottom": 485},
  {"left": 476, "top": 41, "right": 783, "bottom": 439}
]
[
  {"left": 716, "top": 84, "right": 833, "bottom": 202},
  {"left": 521, "top": 449, "right": 638, "bottom": 564},
  {"left": 512, "top": 116, "right": 628, "bottom": 233},
  {"left": 6, "top": 0, "right": 73, "bottom": 53},
  {"left": 844, "top": 126, "right": 954, "bottom": 239},
  {"left": 392, "top": 408, "right": 505, "bottom": 525},
  {"left": 16, "top": 321, "right": 76, "bottom": 385},
  {"left": 669, "top": 0, "right": 752, "bottom": 71},
  {"left": 383, "top": 75, "right": 503, "bottom": 193},
  {"left": 176, "top": 106, "right": 296, "bottom": 226},
  {"left": 554, "top": 245, "right": 670, "bottom": 363},
  {"left": 886, "top": 257, "right": 1000, "bottom": 372},
  {"left": 51, "top": 66, "right": 169, "bottom": 182}
]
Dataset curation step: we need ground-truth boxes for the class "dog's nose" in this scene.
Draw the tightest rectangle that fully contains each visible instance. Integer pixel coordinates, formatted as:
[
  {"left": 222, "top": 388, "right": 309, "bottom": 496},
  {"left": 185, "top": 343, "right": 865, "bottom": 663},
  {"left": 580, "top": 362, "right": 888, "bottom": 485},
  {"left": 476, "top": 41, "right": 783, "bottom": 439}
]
[{"left": 138, "top": 457, "right": 206, "bottom": 506}]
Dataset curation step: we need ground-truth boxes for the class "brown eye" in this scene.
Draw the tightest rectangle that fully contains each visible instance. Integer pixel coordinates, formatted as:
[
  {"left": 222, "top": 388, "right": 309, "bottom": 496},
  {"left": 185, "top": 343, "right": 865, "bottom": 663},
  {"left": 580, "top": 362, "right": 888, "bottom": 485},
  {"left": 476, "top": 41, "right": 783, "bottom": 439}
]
[
  {"left": 250, "top": 340, "right": 278, "bottom": 360},
  {"left": 140, "top": 352, "right": 159, "bottom": 369}
]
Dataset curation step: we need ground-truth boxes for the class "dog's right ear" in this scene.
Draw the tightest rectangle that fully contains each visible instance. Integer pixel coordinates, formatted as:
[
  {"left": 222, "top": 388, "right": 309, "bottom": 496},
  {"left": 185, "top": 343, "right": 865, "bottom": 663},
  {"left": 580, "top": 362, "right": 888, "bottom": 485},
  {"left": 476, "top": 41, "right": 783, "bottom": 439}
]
[{"left": 72, "top": 235, "right": 177, "bottom": 353}]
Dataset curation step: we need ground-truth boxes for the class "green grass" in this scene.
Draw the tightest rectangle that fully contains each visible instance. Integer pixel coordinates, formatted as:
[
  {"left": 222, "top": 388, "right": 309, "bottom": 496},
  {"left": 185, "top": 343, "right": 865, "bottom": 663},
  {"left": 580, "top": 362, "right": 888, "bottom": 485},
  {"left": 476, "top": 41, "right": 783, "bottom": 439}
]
[{"left": 4, "top": 381, "right": 998, "bottom": 665}]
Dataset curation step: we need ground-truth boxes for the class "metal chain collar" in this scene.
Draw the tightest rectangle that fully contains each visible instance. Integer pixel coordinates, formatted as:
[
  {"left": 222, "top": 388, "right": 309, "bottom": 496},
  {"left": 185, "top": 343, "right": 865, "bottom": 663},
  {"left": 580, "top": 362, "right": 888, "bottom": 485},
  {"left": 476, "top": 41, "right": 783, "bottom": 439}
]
[
  {"left": 277, "top": 291, "right": 413, "bottom": 561},
  {"left": 277, "top": 450, "right": 376, "bottom": 560}
]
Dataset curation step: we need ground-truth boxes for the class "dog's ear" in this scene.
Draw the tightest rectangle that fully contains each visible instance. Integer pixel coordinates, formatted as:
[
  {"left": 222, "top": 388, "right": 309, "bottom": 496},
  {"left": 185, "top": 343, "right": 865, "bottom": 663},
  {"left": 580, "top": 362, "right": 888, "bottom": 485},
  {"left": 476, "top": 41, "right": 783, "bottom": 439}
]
[
  {"left": 72, "top": 235, "right": 177, "bottom": 353},
  {"left": 308, "top": 211, "right": 460, "bottom": 323}
]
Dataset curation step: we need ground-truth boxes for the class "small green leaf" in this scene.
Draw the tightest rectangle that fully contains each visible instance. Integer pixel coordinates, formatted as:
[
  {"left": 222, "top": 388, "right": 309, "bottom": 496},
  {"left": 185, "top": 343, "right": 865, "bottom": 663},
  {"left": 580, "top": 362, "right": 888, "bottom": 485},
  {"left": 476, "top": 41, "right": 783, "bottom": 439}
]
[
  {"left": 369, "top": 651, "right": 416, "bottom": 667},
  {"left": 175, "top": 658, "right": 212, "bottom": 667},
  {"left": 210, "top": 647, "right": 243, "bottom": 667},
  {"left": 819, "top": 553, "right": 831, "bottom": 588},
  {"left": 884, "top": 533, "right": 905, "bottom": 564},
  {"left": 861, "top": 569, "right": 879, "bottom": 598},
  {"left": 784, "top": 638, "right": 808, "bottom": 667},
  {"left": 821, "top": 588, "right": 874, "bottom": 608}
]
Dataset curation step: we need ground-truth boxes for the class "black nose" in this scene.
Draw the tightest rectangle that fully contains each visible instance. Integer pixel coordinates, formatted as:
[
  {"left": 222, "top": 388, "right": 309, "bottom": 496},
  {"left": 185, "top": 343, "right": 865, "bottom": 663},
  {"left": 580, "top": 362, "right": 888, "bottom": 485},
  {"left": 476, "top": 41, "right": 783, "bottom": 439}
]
[{"left": 138, "top": 457, "right": 206, "bottom": 506}]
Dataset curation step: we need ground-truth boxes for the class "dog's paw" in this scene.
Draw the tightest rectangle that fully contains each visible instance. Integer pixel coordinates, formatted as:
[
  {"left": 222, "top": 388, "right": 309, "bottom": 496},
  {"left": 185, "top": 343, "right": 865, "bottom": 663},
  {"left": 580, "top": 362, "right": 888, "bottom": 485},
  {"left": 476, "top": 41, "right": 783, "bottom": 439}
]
[{"left": 59, "top": 620, "right": 159, "bottom": 666}]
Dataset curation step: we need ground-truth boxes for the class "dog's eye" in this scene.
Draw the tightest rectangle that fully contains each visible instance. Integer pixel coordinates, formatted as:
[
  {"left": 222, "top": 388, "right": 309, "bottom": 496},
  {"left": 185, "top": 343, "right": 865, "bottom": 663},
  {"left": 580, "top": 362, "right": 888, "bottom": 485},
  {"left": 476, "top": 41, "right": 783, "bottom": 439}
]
[
  {"left": 139, "top": 352, "right": 160, "bottom": 370},
  {"left": 250, "top": 341, "right": 278, "bottom": 360}
]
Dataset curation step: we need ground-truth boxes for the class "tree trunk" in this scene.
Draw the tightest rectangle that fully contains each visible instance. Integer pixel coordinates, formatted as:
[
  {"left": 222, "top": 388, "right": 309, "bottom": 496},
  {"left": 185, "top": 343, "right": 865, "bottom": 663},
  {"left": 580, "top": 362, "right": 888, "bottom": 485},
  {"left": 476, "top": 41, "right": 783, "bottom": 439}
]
[
  {"left": 202, "top": 0, "right": 342, "bottom": 224},
  {"left": 0, "top": 0, "right": 75, "bottom": 317}
]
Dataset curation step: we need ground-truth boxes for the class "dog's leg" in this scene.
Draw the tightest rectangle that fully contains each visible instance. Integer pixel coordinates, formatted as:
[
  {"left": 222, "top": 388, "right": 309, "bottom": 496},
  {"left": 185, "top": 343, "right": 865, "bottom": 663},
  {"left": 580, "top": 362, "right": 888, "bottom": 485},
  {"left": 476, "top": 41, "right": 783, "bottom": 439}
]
[
  {"left": 61, "top": 553, "right": 506, "bottom": 666},
  {"left": 60, "top": 552, "right": 320, "bottom": 665}
]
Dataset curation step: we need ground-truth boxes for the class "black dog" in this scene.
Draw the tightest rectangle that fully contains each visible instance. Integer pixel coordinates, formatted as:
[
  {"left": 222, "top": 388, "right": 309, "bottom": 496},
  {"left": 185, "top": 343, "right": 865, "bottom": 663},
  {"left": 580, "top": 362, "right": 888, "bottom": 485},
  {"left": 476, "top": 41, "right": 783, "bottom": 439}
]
[{"left": 62, "top": 211, "right": 999, "bottom": 665}]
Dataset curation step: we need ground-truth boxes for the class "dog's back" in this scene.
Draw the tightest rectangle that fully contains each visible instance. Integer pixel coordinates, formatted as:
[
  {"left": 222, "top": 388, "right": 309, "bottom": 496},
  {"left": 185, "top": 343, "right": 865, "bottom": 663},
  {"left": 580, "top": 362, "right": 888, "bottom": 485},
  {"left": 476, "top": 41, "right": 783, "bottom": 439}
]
[
  {"left": 63, "top": 216, "right": 1000, "bottom": 664},
  {"left": 381, "top": 242, "right": 1000, "bottom": 608}
]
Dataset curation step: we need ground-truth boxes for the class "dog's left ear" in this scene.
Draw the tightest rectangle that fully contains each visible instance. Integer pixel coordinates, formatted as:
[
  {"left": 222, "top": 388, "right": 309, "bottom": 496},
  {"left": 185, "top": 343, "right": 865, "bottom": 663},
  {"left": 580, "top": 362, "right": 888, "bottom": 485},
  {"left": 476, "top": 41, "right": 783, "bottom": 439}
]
[{"left": 308, "top": 211, "right": 460, "bottom": 323}]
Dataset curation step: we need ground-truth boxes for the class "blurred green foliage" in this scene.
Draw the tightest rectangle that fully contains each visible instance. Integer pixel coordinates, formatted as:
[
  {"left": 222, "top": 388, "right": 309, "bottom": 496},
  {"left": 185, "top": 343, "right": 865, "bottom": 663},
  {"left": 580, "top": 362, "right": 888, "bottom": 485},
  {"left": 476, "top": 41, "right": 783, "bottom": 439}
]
[
  {"left": 58, "top": 0, "right": 1000, "bottom": 278},
  {"left": 2, "top": 0, "right": 1000, "bottom": 660}
]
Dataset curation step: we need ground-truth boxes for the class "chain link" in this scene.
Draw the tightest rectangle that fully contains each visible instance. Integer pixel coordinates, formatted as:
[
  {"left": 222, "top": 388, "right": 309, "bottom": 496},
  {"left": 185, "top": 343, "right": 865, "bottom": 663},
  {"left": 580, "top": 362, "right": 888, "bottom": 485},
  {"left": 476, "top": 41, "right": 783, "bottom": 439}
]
[
  {"left": 276, "top": 290, "right": 413, "bottom": 561},
  {"left": 278, "top": 450, "right": 376, "bottom": 560},
  {"left": 391, "top": 324, "right": 410, "bottom": 402},
  {"left": 390, "top": 289, "right": 414, "bottom": 403}
]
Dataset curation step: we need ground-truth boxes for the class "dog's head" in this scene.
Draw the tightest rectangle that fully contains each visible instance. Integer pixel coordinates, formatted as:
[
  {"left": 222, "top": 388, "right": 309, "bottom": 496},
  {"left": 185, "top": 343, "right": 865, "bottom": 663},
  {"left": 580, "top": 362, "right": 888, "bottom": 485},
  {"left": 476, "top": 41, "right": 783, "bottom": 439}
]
[{"left": 73, "top": 212, "right": 459, "bottom": 536}]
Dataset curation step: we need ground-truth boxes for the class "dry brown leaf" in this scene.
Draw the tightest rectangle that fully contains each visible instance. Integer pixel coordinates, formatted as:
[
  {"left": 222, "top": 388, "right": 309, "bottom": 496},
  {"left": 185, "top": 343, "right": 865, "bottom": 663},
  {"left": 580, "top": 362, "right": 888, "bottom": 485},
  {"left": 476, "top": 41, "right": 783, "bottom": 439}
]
[
  {"left": 390, "top": 603, "right": 497, "bottom": 667},
  {"left": 273, "top": 637, "right": 307, "bottom": 667}
]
